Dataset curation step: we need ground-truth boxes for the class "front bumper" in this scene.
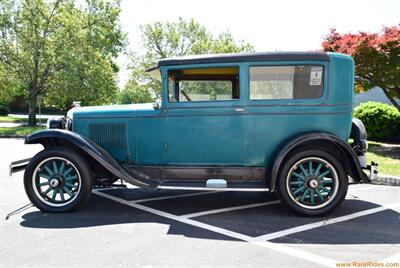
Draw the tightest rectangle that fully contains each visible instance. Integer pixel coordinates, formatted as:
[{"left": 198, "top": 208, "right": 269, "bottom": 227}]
[{"left": 9, "top": 158, "right": 31, "bottom": 177}]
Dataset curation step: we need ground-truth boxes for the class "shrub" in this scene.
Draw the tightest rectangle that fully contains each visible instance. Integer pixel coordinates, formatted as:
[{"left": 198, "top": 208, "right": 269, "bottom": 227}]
[
  {"left": 353, "top": 102, "right": 400, "bottom": 142},
  {"left": 0, "top": 105, "right": 10, "bottom": 116}
]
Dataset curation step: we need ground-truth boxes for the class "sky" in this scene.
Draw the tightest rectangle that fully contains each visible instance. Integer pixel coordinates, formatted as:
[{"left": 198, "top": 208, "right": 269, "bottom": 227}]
[{"left": 116, "top": 0, "right": 400, "bottom": 87}]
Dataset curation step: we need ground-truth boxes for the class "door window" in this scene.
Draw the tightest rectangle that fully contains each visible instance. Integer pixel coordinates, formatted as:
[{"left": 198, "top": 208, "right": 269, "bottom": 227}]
[{"left": 168, "top": 67, "right": 239, "bottom": 102}]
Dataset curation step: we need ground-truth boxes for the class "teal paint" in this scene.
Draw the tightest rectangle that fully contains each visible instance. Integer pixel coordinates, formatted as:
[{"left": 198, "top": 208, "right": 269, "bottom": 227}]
[{"left": 72, "top": 53, "right": 354, "bottom": 167}]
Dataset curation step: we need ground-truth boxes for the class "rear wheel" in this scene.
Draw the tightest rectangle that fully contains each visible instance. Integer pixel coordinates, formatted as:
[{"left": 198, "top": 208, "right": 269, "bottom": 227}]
[
  {"left": 277, "top": 149, "right": 348, "bottom": 216},
  {"left": 24, "top": 147, "right": 92, "bottom": 212}
]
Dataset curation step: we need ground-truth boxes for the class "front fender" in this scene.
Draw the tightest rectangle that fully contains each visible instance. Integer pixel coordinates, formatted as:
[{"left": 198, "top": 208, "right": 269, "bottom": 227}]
[{"left": 25, "top": 129, "right": 158, "bottom": 188}]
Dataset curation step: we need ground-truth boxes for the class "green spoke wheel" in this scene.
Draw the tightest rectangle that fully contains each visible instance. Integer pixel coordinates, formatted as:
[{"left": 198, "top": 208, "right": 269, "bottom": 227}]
[
  {"left": 286, "top": 157, "right": 339, "bottom": 210},
  {"left": 32, "top": 157, "right": 82, "bottom": 207},
  {"left": 278, "top": 149, "right": 348, "bottom": 216}
]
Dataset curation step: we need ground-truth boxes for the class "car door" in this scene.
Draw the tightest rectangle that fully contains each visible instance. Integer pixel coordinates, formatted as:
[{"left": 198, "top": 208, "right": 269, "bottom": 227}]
[{"left": 163, "top": 64, "right": 247, "bottom": 166}]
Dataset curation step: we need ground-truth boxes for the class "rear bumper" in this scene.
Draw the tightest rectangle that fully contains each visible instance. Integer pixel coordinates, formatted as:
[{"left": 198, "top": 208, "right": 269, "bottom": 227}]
[{"left": 9, "top": 158, "right": 30, "bottom": 177}]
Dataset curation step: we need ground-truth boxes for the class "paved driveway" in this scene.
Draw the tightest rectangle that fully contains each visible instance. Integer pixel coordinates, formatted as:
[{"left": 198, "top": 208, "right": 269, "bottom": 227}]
[{"left": 1, "top": 138, "right": 399, "bottom": 267}]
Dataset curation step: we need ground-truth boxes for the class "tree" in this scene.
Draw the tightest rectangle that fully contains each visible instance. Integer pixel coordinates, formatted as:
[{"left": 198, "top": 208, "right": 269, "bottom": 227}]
[
  {"left": 118, "top": 80, "right": 153, "bottom": 104},
  {"left": 124, "top": 18, "right": 254, "bottom": 100},
  {"left": 322, "top": 25, "right": 400, "bottom": 111},
  {"left": 0, "top": 0, "right": 125, "bottom": 125}
]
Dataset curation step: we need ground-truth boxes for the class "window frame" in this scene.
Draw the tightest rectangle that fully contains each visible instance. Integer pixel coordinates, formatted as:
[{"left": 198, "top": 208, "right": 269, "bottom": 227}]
[
  {"left": 246, "top": 61, "right": 329, "bottom": 106},
  {"left": 162, "top": 63, "right": 246, "bottom": 109}
]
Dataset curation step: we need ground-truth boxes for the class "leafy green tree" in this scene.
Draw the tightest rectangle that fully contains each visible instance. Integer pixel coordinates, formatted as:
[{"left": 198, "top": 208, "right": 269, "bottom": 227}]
[
  {"left": 124, "top": 18, "right": 254, "bottom": 100},
  {"left": 0, "top": 0, "right": 125, "bottom": 125},
  {"left": 118, "top": 80, "right": 153, "bottom": 104},
  {"left": 322, "top": 25, "right": 400, "bottom": 111}
]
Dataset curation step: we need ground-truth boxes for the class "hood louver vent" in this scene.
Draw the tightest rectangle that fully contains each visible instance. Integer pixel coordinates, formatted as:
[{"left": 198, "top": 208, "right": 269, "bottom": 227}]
[{"left": 89, "top": 123, "right": 127, "bottom": 156}]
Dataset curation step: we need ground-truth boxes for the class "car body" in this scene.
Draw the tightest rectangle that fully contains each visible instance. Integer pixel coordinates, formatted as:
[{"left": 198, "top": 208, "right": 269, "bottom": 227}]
[{"left": 11, "top": 52, "right": 373, "bottom": 215}]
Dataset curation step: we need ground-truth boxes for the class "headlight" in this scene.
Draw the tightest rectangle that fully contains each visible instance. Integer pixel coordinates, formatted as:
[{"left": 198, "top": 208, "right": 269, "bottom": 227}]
[{"left": 46, "top": 118, "right": 65, "bottom": 129}]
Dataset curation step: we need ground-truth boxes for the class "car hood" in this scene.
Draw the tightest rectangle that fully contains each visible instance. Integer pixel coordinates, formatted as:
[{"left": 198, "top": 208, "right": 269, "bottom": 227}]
[{"left": 69, "top": 103, "right": 160, "bottom": 119}]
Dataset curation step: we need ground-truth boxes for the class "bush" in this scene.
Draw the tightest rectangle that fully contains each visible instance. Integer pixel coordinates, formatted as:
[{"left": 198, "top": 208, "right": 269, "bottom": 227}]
[
  {"left": 0, "top": 105, "right": 10, "bottom": 116},
  {"left": 353, "top": 102, "right": 400, "bottom": 142}
]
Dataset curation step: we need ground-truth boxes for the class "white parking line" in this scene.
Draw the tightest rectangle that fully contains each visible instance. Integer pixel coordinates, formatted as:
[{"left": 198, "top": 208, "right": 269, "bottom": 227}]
[
  {"left": 132, "top": 191, "right": 223, "bottom": 203},
  {"left": 381, "top": 252, "right": 400, "bottom": 263},
  {"left": 255, "top": 201, "right": 400, "bottom": 241},
  {"left": 181, "top": 200, "right": 280, "bottom": 219},
  {"left": 94, "top": 187, "right": 223, "bottom": 203},
  {"left": 93, "top": 189, "right": 339, "bottom": 268}
]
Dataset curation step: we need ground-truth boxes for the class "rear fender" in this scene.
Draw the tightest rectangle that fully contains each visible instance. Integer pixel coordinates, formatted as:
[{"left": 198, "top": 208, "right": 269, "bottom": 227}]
[{"left": 269, "top": 132, "right": 370, "bottom": 191}]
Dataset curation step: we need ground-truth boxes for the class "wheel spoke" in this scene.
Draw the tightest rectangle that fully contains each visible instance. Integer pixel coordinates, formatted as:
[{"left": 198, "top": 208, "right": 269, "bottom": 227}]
[
  {"left": 59, "top": 189, "right": 65, "bottom": 201},
  {"left": 299, "top": 164, "right": 308, "bottom": 176},
  {"left": 308, "top": 161, "right": 313, "bottom": 175},
  {"left": 65, "top": 175, "right": 77, "bottom": 181},
  {"left": 59, "top": 162, "right": 65, "bottom": 174},
  {"left": 293, "top": 186, "right": 305, "bottom": 195},
  {"left": 290, "top": 181, "right": 304, "bottom": 185},
  {"left": 43, "top": 187, "right": 52, "bottom": 195},
  {"left": 39, "top": 173, "right": 51, "bottom": 180},
  {"left": 63, "top": 187, "right": 73, "bottom": 197},
  {"left": 52, "top": 161, "right": 58, "bottom": 174},
  {"left": 300, "top": 189, "right": 310, "bottom": 202},
  {"left": 44, "top": 165, "right": 54, "bottom": 176},
  {"left": 318, "top": 170, "right": 331, "bottom": 179},
  {"left": 309, "top": 189, "right": 315, "bottom": 204},
  {"left": 315, "top": 189, "right": 324, "bottom": 201},
  {"left": 66, "top": 182, "right": 76, "bottom": 189},
  {"left": 51, "top": 189, "right": 57, "bottom": 201},
  {"left": 38, "top": 181, "right": 49, "bottom": 187},
  {"left": 314, "top": 163, "right": 322, "bottom": 176},
  {"left": 319, "top": 186, "right": 331, "bottom": 193},
  {"left": 63, "top": 167, "right": 73, "bottom": 177},
  {"left": 292, "top": 172, "right": 305, "bottom": 180}
]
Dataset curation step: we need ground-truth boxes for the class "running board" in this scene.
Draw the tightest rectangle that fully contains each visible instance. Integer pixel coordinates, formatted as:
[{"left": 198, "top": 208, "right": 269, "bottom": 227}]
[
  {"left": 158, "top": 179, "right": 270, "bottom": 192},
  {"left": 157, "top": 186, "right": 270, "bottom": 192}
]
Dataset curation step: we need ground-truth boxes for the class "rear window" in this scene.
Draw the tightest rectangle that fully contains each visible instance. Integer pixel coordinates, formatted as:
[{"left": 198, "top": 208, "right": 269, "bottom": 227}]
[{"left": 249, "top": 65, "right": 323, "bottom": 100}]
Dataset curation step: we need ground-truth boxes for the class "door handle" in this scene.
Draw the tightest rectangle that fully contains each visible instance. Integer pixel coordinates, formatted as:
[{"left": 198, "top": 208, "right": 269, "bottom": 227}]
[{"left": 235, "top": 108, "right": 246, "bottom": 112}]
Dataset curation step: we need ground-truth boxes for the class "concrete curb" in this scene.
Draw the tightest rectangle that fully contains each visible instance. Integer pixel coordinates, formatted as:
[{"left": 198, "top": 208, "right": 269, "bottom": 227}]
[{"left": 371, "top": 173, "right": 400, "bottom": 186}]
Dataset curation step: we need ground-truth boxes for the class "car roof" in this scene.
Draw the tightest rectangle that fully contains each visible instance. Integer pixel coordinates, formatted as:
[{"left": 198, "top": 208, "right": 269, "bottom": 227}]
[{"left": 156, "top": 52, "right": 329, "bottom": 68}]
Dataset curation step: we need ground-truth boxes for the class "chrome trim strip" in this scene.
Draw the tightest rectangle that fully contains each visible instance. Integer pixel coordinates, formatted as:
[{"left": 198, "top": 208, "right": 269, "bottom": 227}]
[{"left": 157, "top": 186, "right": 270, "bottom": 192}]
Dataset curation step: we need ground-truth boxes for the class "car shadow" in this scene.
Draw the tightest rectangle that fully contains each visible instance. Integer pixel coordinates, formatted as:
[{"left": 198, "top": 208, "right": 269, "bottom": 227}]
[{"left": 19, "top": 188, "right": 400, "bottom": 244}]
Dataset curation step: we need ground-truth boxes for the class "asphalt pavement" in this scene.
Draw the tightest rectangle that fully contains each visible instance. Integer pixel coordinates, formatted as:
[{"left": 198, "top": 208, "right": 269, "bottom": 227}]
[{"left": 1, "top": 138, "right": 399, "bottom": 268}]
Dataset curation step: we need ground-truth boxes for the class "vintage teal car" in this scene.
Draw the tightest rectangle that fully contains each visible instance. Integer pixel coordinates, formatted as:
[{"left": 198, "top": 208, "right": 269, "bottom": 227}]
[{"left": 10, "top": 52, "right": 374, "bottom": 215}]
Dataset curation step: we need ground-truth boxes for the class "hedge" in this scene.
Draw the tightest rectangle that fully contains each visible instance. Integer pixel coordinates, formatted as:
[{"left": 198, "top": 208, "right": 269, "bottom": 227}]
[{"left": 353, "top": 101, "right": 400, "bottom": 142}]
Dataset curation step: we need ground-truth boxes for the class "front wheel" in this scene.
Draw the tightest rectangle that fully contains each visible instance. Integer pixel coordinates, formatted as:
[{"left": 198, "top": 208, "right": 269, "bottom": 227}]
[
  {"left": 24, "top": 147, "right": 92, "bottom": 212},
  {"left": 277, "top": 149, "right": 348, "bottom": 216}
]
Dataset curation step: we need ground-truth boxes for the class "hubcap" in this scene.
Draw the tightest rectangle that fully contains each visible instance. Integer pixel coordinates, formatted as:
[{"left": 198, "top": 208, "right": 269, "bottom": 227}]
[
  {"left": 32, "top": 157, "right": 81, "bottom": 207},
  {"left": 49, "top": 178, "right": 60, "bottom": 188},
  {"left": 308, "top": 179, "right": 318, "bottom": 189},
  {"left": 286, "top": 157, "right": 339, "bottom": 210}
]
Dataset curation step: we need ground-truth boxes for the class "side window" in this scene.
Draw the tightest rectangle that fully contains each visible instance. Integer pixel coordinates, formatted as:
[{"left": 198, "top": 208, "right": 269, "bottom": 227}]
[
  {"left": 168, "top": 67, "right": 239, "bottom": 102},
  {"left": 249, "top": 65, "right": 323, "bottom": 100}
]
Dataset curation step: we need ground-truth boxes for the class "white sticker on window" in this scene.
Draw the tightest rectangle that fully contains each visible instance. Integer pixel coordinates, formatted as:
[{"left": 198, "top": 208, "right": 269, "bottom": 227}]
[{"left": 310, "top": 66, "right": 323, "bottom": 86}]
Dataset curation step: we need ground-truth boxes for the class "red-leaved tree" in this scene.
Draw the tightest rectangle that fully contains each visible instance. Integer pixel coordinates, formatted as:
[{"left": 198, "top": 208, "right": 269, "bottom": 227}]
[{"left": 322, "top": 25, "right": 400, "bottom": 111}]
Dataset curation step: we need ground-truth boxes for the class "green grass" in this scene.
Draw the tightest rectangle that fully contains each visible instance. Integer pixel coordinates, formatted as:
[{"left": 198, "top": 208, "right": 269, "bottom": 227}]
[
  {"left": 366, "top": 141, "right": 400, "bottom": 176},
  {"left": 0, "top": 126, "right": 44, "bottom": 136},
  {"left": 0, "top": 116, "right": 28, "bottom": 123},
  {"left": 0, "top": 115, "right": 50, "bottom": 123}
]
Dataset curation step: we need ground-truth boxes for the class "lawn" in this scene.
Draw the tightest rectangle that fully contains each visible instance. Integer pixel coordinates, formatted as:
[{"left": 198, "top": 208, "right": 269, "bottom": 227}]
[
  {"left": 0, "top": 115, "right": 49, "bottom": 123},
  {"left": 0, "top": 126, "right": 44, "bottom": 136},
  {"left": 366, "top": 141, "right": 400, "bottom": 176}
]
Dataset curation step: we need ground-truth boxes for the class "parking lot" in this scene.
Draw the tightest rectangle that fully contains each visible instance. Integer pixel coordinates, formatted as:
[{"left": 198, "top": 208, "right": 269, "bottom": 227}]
[{"left": 1, "top": 138, "right": 399, "bottom": 267}]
